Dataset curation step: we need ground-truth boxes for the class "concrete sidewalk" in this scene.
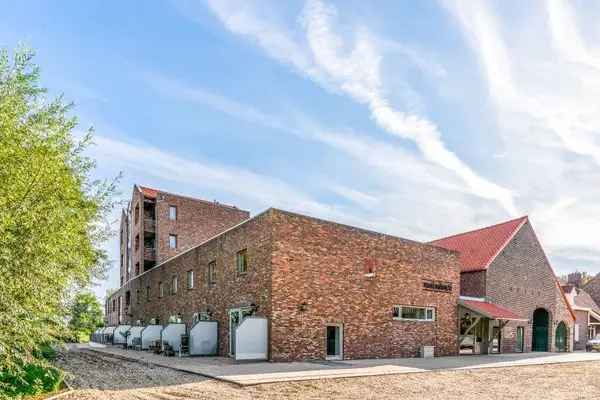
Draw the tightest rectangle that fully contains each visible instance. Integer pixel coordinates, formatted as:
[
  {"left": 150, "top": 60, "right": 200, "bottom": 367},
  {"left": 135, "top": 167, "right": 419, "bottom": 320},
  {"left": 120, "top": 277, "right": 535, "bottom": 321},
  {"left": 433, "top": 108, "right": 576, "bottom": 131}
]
[{"left": 84, "top": 343, "right": 600, "bottom": 385}]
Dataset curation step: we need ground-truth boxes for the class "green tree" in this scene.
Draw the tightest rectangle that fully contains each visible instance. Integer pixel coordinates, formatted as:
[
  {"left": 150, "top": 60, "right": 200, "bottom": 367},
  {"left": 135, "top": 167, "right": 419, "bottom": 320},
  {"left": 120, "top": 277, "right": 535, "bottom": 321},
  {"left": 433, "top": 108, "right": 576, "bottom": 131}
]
[
  {"left": 68, "top": 292, "right": 104, "bottom": 342},
  {"left": 0, "top": 46, "right": 117, "bottom": 395}
]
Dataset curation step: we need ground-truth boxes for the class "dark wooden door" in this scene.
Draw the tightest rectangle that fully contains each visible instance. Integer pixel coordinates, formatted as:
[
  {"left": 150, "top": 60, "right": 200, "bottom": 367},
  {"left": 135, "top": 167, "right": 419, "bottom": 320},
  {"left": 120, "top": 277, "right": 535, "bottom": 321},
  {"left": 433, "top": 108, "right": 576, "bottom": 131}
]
[{"left": 532, "top": 308, "right": 549, "bottom": 352}]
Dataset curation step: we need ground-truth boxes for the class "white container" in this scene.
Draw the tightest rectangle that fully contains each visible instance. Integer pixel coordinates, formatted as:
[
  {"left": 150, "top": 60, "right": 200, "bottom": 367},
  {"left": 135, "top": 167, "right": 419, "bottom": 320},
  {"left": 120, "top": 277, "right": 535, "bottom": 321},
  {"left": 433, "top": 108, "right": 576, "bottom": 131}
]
[{"left": 420, "top": 345, "right": 435, "bottom": 358}]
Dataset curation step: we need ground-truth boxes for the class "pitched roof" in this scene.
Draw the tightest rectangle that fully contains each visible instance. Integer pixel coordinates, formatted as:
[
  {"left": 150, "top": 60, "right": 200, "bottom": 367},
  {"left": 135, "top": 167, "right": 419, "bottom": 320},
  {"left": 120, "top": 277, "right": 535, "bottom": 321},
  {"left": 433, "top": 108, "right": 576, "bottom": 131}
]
[
  {"left": 138, "top": 185, "right": 158, "bottom": 199},
  {"left": 574, "top": 288, "right": 600, "bottom": 315},
  {"left": 460, "top": 299, "right": 527, "bottom": 321},
  {"left": 429, "top": 216, "right": 528, "bottom": 272}
]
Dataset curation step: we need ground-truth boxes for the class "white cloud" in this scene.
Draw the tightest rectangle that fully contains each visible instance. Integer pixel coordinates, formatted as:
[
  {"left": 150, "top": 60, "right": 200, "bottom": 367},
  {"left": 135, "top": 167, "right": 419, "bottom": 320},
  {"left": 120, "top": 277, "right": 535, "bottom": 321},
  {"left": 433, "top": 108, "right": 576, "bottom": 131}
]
[
  {"left": 203, "top": 0, "right": 517, "bottom": 216},
  {"left": 442, "top": 0, "right": 600, "bottom": 271}
]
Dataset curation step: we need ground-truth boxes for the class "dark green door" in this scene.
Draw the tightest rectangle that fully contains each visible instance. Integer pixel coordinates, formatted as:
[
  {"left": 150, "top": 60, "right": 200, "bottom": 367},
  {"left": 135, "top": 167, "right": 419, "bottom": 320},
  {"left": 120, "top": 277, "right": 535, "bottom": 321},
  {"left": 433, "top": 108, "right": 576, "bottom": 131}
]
[
  {"left": 532, "top": 308, "right": 549, "bottom": 352},
  {"left": 555, "top": 322, "right": 567, "bottom": 352}
]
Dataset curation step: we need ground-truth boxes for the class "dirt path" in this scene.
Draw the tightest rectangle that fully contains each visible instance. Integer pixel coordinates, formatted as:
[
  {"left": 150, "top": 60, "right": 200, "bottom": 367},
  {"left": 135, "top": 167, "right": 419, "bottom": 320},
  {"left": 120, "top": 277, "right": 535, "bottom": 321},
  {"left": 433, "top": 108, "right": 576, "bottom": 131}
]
[{"left": 55, "top": 348, "right": 600, "bottom": 399}]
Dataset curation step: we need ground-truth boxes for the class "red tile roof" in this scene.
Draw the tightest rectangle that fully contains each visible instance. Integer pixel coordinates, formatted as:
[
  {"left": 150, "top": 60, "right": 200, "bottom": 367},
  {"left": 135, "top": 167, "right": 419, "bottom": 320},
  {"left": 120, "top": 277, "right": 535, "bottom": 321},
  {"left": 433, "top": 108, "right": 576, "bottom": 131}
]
[
  {"left": 138, "top": 186, "right": 158, "bottom": 199},
  {"left": 460, "top": 299, "right": 527, "bottom": 321},
  {"left": 429, "top": 216, "right": 528, "bottom": 272}
]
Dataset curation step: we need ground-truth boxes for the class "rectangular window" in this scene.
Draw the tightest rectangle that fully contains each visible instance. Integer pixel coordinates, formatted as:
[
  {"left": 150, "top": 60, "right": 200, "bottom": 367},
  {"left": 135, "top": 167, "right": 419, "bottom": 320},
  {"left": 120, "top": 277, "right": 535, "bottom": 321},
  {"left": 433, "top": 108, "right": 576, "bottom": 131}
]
[
  {"left": 169, "top": 205, "right": 177, "bottom": 221},
  {"left": 171, "top": 275, "right": 178, "bottom": 294},
  {"left": 392, "top": 305, "right": 435, "bottom": 321},
  {"left": 146, "top": 285, "right": 151, "bottom": 301},
  {"left": 136, "top": 289, "right": 140, "bottom": 304},
  {"left": 187, "top": 270, "right": 194, "bottom": 289},
  {"left": 159, "top": 282, "right": 164, "bottom": 298},
  {"left": 236, "top": 249, "right": 248, "bottom": 274},
  {"left": 208, "top": 261, "right": 216, "bottom": 286},
  {"left": 169, "top": 234, "right": 177, "bottom": 249}
]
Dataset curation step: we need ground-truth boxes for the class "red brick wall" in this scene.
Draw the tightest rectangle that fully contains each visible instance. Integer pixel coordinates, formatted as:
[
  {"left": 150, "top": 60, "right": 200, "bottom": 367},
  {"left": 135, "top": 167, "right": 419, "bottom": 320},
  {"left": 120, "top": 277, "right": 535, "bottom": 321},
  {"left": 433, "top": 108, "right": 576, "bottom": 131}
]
[
  {"left": 153, "top": 192, "right": 249, "bottom": 263},
  {"left": 573, "top": 310, "right": 588, "bottom": 350},
  {"left": 460, "top": 271, "right": 486, "bottom": 298},
  {"left": 269, "top": 210, "right": 461, "bottom": 361},
  {"left": 123, "top": 211, "right": 273, "bottom": 356},
  {"left": 485, "top": 222, "right": 574, "bottom": 353}
]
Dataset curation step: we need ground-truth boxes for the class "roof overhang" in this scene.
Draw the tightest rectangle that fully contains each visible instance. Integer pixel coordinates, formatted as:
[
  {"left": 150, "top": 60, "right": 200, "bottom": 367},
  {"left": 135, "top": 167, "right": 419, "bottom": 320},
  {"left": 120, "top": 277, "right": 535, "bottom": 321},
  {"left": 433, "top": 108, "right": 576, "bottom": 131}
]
[{"left": 459, "top": 299, "right": 529, "bottom": 321}]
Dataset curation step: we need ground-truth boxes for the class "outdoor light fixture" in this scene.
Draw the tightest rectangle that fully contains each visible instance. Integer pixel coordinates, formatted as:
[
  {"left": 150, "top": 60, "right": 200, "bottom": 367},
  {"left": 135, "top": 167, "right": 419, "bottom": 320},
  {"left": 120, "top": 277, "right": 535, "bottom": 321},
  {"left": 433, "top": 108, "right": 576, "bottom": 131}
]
[{"left": 298, "top": 302, "right": 308, "bottom": 312}]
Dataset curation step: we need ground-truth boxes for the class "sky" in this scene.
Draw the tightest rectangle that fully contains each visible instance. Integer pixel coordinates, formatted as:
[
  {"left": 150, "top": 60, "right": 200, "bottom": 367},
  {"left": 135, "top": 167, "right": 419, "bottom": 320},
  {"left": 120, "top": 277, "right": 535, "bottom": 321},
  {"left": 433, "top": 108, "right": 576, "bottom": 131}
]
[{"left": 3, "top": 0, "right": 600, "bottom": 302}]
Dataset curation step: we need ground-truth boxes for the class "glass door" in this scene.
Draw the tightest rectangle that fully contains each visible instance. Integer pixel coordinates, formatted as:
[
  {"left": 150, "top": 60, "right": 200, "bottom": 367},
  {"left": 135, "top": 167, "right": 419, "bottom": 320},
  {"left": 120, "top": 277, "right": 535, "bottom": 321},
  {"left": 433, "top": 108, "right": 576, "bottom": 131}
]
[
  {"left": 516, "top": 326, "right": 524, "bottom": 352},
  {"left": 326, "top": 325, "right": 343, "bottom": 360},
  {"left": 228, "top": 307, "right": 254, "bottom": 356}
]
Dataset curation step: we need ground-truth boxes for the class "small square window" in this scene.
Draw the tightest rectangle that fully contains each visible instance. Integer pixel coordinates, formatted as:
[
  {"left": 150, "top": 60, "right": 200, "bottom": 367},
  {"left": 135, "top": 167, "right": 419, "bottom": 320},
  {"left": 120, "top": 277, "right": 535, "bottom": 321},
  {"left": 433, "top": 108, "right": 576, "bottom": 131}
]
[
  {"left": 208, "top": 261, "right": 216, "bottom": 286},
  {"left": 169, "top": 234, "right": 177, "bottom": 249},
  {"left": 236, "top": 249, "right": 248, "bottom": 274},
  {"left": 171, "top": 275, "right": 178, "bottom": 294},
  {"left": 187, "top": 270, "right": 194, "bottom": 289},
  {"left": 169, "top": 205, "right": 177, "bottom": 221}
]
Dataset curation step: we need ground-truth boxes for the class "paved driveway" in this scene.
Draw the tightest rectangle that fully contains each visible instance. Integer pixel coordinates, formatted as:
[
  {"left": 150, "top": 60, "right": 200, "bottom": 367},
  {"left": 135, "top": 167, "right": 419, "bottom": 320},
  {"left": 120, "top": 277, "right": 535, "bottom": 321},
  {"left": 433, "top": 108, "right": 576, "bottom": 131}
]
[{"left": 85, "top": 343, "right": 600, "bottom": 385}]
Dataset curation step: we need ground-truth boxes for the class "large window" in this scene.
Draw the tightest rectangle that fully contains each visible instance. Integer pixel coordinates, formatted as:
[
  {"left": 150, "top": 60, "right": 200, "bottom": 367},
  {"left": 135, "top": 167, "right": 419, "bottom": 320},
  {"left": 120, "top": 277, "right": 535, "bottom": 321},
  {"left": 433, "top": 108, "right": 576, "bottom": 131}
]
[
  {"left": 236, "top": 249, "right": 248, "bottom": 274},
  {"left": 169, "top": 234, "right": 177, "bottom": 249},
  {"left": 393, "top": 305, "right": 435, "bottom": 321},
  {"left": 169, "top": 205, "right": 177, "bottom": 221},
  {"left": 187, "top": 270, "right": 194, "bottom": 289},
  {"left": 208, "top": 261, "right": 216, "bottom": 286}
]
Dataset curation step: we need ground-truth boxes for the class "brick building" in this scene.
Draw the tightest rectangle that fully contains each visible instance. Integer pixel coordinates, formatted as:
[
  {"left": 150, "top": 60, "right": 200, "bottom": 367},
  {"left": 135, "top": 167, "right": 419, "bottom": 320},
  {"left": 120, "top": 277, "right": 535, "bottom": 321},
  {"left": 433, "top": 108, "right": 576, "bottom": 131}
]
[
  {"left": 431, "top": 216, "right": 575, "bottom": 354},
  {"left": 107, "top": 207, "right": 461, "bottom": 361},
  {"left": 106, "top": 185, "right": 249, "bottom": 325},
  {"left": 562, "top": 283, "right": 600, "bottom": 350}
]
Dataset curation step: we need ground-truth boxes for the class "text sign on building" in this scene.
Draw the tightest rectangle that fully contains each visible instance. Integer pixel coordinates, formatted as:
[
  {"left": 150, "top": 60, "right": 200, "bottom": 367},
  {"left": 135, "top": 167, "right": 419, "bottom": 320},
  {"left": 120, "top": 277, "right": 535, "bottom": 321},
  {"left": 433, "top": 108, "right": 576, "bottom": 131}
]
[{"left": 422, "top": 279, "right": 452, "bottom": 293}]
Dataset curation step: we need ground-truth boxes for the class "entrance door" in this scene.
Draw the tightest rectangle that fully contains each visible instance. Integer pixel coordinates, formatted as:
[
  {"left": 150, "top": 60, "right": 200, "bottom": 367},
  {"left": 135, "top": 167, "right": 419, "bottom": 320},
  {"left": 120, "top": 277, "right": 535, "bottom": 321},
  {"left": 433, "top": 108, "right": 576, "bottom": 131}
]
[
  {"left": 491, "top": 326, "right": 501, "bottom": 353},
  {"left": 532, "top": 308, "right": 549, "bottom": 352},
  {"left": 555, "top": 322, "right": 567, "bottom": 352},
  {"left": 326, "top": 325, "right": 343, "bottom": 360},
  {"left": 228, "top": 307, "right": 254, "bottom": 356},
  {"left": 516, "top": 326, "right": 524, "bottom": 352}
]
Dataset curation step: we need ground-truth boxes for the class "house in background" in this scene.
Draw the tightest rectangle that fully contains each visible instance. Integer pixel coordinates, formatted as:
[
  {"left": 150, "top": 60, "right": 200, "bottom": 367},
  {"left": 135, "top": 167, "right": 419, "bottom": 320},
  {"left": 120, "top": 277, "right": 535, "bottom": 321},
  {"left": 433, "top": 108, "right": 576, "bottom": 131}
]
[
  {"left": 562, "top": 281, "right": 600, "bottom": 350},
  {"left": 431, "top": 216, "right": 575, "bottom": 354}
]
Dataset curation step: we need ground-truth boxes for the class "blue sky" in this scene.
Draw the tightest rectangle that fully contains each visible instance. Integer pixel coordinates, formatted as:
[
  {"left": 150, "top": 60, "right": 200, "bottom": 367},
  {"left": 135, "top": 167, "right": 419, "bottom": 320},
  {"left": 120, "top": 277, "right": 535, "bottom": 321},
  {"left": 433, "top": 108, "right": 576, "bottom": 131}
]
[{"left": 3, "top": 0, "right": 600, "bottom": 301}]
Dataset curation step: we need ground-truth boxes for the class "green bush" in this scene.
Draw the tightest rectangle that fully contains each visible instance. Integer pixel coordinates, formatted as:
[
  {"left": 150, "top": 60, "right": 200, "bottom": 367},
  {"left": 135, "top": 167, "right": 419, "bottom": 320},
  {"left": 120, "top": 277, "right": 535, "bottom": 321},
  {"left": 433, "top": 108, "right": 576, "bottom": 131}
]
[{"left": 0, "top": 362, "right": 64, "bottom": 399}]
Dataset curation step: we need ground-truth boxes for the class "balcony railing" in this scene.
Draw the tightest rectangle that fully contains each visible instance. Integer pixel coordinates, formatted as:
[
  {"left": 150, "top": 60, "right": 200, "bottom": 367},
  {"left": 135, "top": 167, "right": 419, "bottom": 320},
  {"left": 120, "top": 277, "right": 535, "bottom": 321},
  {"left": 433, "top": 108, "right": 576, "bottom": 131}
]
[{"left": 144, "top": 247, "right": 156, "bottom": 260}]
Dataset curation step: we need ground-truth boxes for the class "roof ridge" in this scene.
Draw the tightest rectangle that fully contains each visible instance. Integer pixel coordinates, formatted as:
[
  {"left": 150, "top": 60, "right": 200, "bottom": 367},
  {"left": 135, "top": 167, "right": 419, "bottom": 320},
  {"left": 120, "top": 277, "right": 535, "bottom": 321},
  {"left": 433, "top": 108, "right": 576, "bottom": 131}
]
[
  {"left": 429, "top": 215, "right": 528, "bottom": 243},
  {"left": 135, "top": 184, "right": 247, "bottom": 212}
]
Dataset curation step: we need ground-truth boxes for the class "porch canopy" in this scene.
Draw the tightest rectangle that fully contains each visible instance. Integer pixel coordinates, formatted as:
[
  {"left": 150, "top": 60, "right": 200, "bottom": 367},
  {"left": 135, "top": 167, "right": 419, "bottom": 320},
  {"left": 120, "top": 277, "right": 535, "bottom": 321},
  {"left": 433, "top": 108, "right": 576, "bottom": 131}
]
[
  {"left": 460, "top": 299, "right": 528, "bottom": 322},
  {"left": 459, "top": 298, "right": 527, "bottom": 355}
]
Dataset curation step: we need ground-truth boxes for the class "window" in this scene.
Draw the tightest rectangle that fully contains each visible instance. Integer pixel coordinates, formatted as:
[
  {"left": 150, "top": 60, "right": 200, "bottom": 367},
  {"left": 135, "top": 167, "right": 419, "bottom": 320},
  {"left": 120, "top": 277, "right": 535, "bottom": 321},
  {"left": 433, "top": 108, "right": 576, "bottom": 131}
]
[
  {"left": 187, "top": 270, "right": 194, "bottom": 289},
  {"left": 136, "top": 289, "right": 140, "bottom": 305},
  {"left": 171, "top": 275, "right": 178, "bottom": 294},
  {"left": 392, "top": 305, "right": 435, "bottom": 321},
  {"left": 236, "top": 249, "right": 248, "bottom": 274},
  {"left": 159, "top": 281, "right": 164, "bottom": 298},
  {"left": 575, "top": 324, "right": 580, "bottom": 342},
  {"left": 146, "top": 285, "right": 151, "bottom": 301},
  {"left": 208, "top": 261, "right": 216, "bottom": 286},
  {"left": 169, "top": 205, "right": 177, "bottom": 220},
  {"left": 169, "top": 234, "right": 177, "bottom": 249}
]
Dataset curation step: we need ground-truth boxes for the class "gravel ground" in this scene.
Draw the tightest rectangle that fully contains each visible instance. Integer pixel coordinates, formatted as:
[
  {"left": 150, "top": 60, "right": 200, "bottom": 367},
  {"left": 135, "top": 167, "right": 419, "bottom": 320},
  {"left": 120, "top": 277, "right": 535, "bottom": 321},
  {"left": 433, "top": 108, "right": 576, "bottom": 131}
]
[{"left": 55, "top": 348, "right": 600, "bottom": 399}]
